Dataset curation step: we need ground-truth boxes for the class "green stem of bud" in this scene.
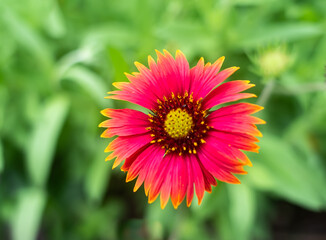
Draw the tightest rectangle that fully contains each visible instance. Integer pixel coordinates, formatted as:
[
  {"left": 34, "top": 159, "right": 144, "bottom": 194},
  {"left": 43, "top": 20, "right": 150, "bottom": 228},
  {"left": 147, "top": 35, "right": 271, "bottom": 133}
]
[{"left": 257, "top": 79, "right": 275, "bottom": 106}]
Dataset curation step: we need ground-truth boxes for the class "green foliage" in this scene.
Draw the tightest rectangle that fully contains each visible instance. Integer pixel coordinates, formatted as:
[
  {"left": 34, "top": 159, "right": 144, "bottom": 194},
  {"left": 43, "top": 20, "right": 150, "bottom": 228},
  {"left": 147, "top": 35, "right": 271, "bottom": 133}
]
[
  {"left": 248, "top": 133, "right": 326, "bottom": 210},
  {"left": 27, "top": 96, "right": 69, "bottom": 187},
  {"left": 11, "top": 188, "right": 46, "bottom": 240},
  {"left": 1, "top": 0, "right": 326, "bottom": 239}
]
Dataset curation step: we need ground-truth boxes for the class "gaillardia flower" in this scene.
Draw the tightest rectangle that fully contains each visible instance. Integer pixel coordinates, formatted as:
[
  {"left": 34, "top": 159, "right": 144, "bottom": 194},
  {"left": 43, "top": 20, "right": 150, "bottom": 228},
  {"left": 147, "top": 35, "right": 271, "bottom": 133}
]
[{"left": 100, "top": 50, "right": 264, "bottom": 209}]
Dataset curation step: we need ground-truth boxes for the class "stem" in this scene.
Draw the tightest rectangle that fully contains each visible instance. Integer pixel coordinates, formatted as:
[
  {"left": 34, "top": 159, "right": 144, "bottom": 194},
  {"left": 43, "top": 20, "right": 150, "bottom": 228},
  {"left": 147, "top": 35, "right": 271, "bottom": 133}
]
[{"left": 257, "top": 79, "right": 275, "bottom": 106}]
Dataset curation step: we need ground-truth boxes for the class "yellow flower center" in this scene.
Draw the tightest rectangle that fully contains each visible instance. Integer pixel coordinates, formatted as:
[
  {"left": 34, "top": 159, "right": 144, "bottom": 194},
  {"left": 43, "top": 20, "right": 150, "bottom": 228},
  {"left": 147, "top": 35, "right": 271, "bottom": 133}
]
[
  {"left": 164, "top": 108, "right": 194, "bottom": 139},
  {"left": 148, "top": 92, "right": 209, "bottom": 155}
]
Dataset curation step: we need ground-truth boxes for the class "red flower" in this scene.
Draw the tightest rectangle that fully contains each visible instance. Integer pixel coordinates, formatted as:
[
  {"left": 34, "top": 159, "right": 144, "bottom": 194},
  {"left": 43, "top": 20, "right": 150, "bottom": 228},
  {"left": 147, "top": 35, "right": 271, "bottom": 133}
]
[{"left": 100, "top": 50, "right": 264, "bottom": 209}]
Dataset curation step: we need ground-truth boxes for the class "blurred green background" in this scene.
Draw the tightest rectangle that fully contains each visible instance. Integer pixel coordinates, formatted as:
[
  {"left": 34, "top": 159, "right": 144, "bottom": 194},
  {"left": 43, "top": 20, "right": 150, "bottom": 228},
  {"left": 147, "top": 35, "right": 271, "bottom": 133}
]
[{"left": 1, "top": 0, "right": 326, "bottom": 239}]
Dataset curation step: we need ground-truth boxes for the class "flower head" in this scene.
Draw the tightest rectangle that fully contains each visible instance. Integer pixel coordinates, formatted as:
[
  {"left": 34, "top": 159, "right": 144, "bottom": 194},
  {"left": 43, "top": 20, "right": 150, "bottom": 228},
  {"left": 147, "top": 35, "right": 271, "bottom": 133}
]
[
  {"left": 252, "top": 45, "right": 293, "bottom": 80},
  {"left": 100, "top": 50, "right": 264, "bottom": 209}
]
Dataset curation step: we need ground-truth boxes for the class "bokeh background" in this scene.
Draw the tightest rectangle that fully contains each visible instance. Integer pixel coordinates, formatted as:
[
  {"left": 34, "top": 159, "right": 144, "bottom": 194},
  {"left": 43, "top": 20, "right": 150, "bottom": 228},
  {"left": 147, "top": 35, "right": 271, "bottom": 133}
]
[{"left": 1, "top": 0, "right": 326, "bottom": 239}]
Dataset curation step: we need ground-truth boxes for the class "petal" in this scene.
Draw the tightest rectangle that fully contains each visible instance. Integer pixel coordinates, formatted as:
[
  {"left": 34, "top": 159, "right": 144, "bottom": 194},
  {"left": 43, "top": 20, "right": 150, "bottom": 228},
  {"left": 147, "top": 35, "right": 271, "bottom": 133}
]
[
  {"left": 209, "top": 129, "right": 260, "bottom": 153},
  {"left": 176, "top": 50, "right": 191, "bottom": 93},
  {"left": 190, "top": 56, "right": 226, "bottom": 100},
  {"left": 205, "top": 132, "right": 253, "bottom": 166},
  {"left": 198, "top": 159, "right": 218, "bottom": 193},
  {"left": 107, "top": 61, "right": 163, "bottom": 109},
  {"left": 108, "top": 50, "right": 193, "bottom": 108},
  {"left": 189, "top": 154, "right": 205, "bottom": 205},
  {"left": 146, "top": 153, "right": 209, "bottom": 209},
  {"left": 194, "top": 58, "right": 227, "bottom": 99},
  {"left": 207, "top": 102, "right": 265, "bottom": 138},
  {"left": 148, "top": 153, "right": 189, "bottom": 209},
  {"left": 99, "top": 109, "right": 150, "bottom": 137},
  {"left": 160, "top": 177, "right": 172, "bottom": 209},
  {"left": 153, "top": 50, "right": 193, "bottom": 98},
  {"left": 211, "top": 103, "right": 264, "bottom": 117},
  {"left": 189, "top": 57, "right": 205, "bottom": 92},
  {"left": 204, "top": 66, "right": 239, "bottom": 94},
  {"left": 155, "top": 50, "right": 182, "bottom": 95},
  {"left": 121, "top": 144, "right": 151, "bottom": 172},
  {"left": 147, "top": 55, "right": 172, "bottom": 98},
  {"left": 160, "top": 158, "right": 174, "bottom": 209},
  {"left": 208, "top": 117, "right": 263, "bottom": 138},
  {"left": 200, "top": 136, "right": 247, "bottom": 172},
  {"left": 197, "top": 139, "right": 247, "bottom": 184},
  {"left": 134, "top": 145, "right": 165, "bottom": 193},
  {"left": 202, "top": 80, "right": 256, "bottom": 110},
  {"left": 196, "top": 66, "right": 240, "bottom": 100},
  {"left": 100, "top": 108, "right": 149, "bottom": 121},
  {"left": 133, "top": 62, "right": 161, "bottom": 101},
  {"left": 197, "top": 145, "right": 242, "bottom": 184},
  {"left": 186, "top": 155, "right": 195, "bottom": 207},
  {"left": 170, "top": 155, "right": 180, "bottom": 208},
  {"left": 210, "top": 114, "right": 265, "bottom": 125},
  {"left": 170, "top": 154, "right": 191, "bottom": 209},
  {"left": 176, "top": 154, "right": 188, "bottom": 206},
  {"left": 106, "top": 83, "right": 156, "bottom": 109},
  {"left": 147, "top": 154, "right": 173, "bottom": 204},
  {"left": 104, "top": 134, "right": 153, "bottom": 169},
  {"left": 126, "top": 144, "right": 164, "bottom": 182}
]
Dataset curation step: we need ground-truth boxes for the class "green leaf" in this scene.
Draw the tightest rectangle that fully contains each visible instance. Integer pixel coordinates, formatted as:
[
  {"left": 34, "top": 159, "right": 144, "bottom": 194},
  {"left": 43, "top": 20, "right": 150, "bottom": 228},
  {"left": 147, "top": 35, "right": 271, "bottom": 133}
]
[
  {"left": 237, "top": 23, "right": 323, "bottom": 49},
  {"left": 0, "top": 139, "right": 3, "bottom": 173},
  {"left": 208, "top": 183, "right": 256, "bottom": 240},
  {"left": 284, "top": 115, "right": 326, "bottom": 204},
  {"left": 227, "top": 183, "right": 256, "bottom": 240},
  {"left": 247, "top": 133, "right": 326, "bottom": 210},
  {"left": 0, "top": 87, "right": 6, "bottom": 173},
  {"left": 12, "top": 188, "right": 46, "bottom": 240},
  {"left": 107, "top": 47, "right": 130, "bottom": 82},
  {"left": 233, "top": 0, "right": 277, "bottom": 5},
  {"left": 44, "top": 0, "right": 66, "bottom": 38},
  {"left": 0, "top": 2, "right": 53, "bottom": 73},
  {"left": 26, "top": 95, "right": 69, "bottom": 187},
  {"left": 310, "top": 91, "right": 326, "bottom": 129},
  {"left": 61, "top": 66, "right": 108, "bottom": 107},
  {"left": 84, "top": 140, "right": 112, "bottom": 203},
  {"left": 82, "top": 23, "right": 137, "bottom": 49},
  {"left": 145, "top": 201, "right": 178, "bottom": 238},
  {"left": 155, "top": 22, "right": 216, "bottom": 54},
  {"left": 0, "top": 82, "right": 8, "bottom": 132},
  {"left": 177, "top": 217, "right": 211, "bottom": 240},
  {"left": 192, "top": 183, "right": 226, "bottom": 220},
  {"left": 77, "top": 200, "right": 124, "bottom": 240}
]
